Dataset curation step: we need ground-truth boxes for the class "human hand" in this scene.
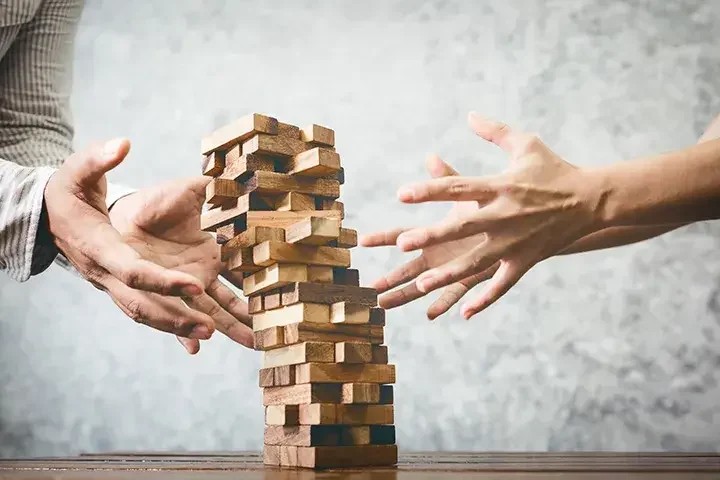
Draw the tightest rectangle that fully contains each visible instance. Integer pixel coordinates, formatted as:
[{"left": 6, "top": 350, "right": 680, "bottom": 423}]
[
  {"left": 108, "top": 174, "right": 254, "bottom": 354},
  {"left": 362, "top": 113, "right": 605, "bottom": 319}
]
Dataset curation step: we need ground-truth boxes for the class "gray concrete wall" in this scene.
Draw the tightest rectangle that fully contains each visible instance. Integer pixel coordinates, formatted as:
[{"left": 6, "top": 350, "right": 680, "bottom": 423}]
[{"left": 1, "top": 0, "right": 719, "bottom": 456}]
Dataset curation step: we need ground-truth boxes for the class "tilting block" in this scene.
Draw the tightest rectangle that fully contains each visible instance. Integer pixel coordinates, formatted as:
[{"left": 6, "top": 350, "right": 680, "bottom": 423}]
[
  {"left": 202, "top": 113, "right": 278, "bottom": 155},
  {"left": 243, "top": 263, "right": 308, "bottom": 296},
  {"left": 222, "top": 226, "right": 285, "bottom": 254},
  {"left": 221, "top": 149, "right": 275, "bottom": 181},
  {"left": 285, "top": 217, "right": 341, "bottom": 246},
  {"left": 254, "top": 241, "right": 350, "bottom": 268},
  {"left": 285, "top": 148, "right": 341, "bottom": 177}
]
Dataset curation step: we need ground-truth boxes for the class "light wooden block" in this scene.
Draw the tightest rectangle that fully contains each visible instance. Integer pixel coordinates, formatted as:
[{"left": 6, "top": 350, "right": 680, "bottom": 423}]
[
  {"left": 335, "top": 342, "right": 372, "bottom": 363},
  {"left": 263, "top": 290, "right": 282, "bottom": 310},
  {"left": 253, "top": 241, "right": 350, "bottom": 268},
  {"left": 252, "top": 302, "right": 330, "bottom": 332},
  {"left": 286, "top": 148, "right": 341, "bottom": 177},
  {"left": 274, "top": 365, "right": 295, "bottom": 386},
  {"left": 263, "top": 445, "right": 281, "bottom": 466},
  {"left": 295, "top": 363, "right": 396, "bottom": 385},
  {"left": 317, "top": 198, "right": 344, "bottom": 218},
  {"left": 221, "top": 150, "right": 275, "bottom": 181},
  {"left": 266, "top": 405, "right": 299, "bottom": 426},
  {"left": 243, "top": 263, "right": 308, "bottom": 296},
  {"left": 247, "top": 210, "right": 342, "bottom": 229},
  {"left": 253, "top": 326, "right": 283, "bottom": 351},
  {"left": 335, "top": 228, "right": 358, "bottom": 248},
  {"left": 308, "top": 266, "right": 333, "bottom": 283},
  {"left": 202, "top": 113, "right": 278, "bottom": 155},
  {"left": 276, "top": 192, "right": 315, "bottom": 212},
  {"left": 341, "top": 383, "right": 380, "bottom": 404},
  {"left": 206, "top": 178, "right": 243, "bottom": 206},
  {"left": 259, "top": 368, "right": 274, "bottom": 387},
  {"left": 221, "top": 226, "right": 285, "bottom": 256},
  {"left": 263, "top": 384, "right": 342, "bottom": 406},
  {"left": 225, "top": 247, "right": 260, "bottom": 273},
  {"left": 243, "top": 133, "right": 309, "bottom": 158},
  {"left": 202, "top": 151, "right": 225, "bottom": 176},
  {"left": 285, "top": 217, "right": 341, "bottom": 246},
  {"left": 296, "top": 445, "right": 398, "bottom": 469},
  {"left": 298, "top": 404, "right": 336, "bottom": 425},
  {"left": 281, "top": 322, "right": 384, "bottom": 346},
  {"left": 300, "top": 124, "right": 335, "bottom": 147},
  {"left": 277, "top": 121, "right": 301, "bottom": 139},
  {"left": 331, "top": 302, "right": 370, "bottom": 324},
  {"left": 200, "top": 196, "right": 249, "bottom": 232},
  {"left": 247, "top": 295, "right": 263, "bottom": 314},
  {"left": 262, "top": 342, "right": 335, "bottom": 369},
  {"left": 263, "top": 445, "right": 298, "bottom": 467},
  {"left": 281, "top": 283, "right": 378, "bottom": 307},
  {"left": 243, "top": 170, "right": 340, "bottom": 198}
]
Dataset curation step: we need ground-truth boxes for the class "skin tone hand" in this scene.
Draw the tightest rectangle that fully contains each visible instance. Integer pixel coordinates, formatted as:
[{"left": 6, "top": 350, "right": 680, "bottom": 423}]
[
  {"left": 361, "top": 113, "right": 604, "bottom": 320},
  {"left": 45, "top": 138, "right": 253, "bottom": 354}
]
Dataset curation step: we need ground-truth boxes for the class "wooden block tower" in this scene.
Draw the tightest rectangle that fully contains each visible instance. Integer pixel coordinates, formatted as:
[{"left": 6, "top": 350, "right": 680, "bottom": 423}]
[{"left": 199, "top": 113, "right": 397, "bottom": 469}]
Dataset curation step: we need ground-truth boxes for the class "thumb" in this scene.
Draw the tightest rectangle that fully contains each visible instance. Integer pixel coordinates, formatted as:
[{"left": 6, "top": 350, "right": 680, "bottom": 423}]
[
  {"left": 67, "top": 138, "right": 131, "bottom": 187},
  {"left": 425, "top": 153, "right": 460, "bottom": 178}
]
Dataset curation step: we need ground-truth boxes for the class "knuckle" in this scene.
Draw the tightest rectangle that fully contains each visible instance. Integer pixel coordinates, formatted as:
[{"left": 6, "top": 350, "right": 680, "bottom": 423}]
[
  {"left": 446, "top": 180, "right": 471, "bottom": 198},
  {"left": 119, "top": 268, "right": 143, "bottom": 289},
  {"left": 125, "top": 299, "right": 145, "bottom": 324}
]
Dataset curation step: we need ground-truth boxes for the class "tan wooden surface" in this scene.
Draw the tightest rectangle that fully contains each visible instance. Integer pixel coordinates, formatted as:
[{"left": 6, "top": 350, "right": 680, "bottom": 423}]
[{"left": 1, "top": 452, "right": 719, "bottom": 479}]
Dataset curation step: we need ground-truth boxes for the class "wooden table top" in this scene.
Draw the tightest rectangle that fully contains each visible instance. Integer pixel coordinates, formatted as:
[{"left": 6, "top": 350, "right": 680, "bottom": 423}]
[{"left": 1, "top": 452, "right": 719, "bottom": 479}]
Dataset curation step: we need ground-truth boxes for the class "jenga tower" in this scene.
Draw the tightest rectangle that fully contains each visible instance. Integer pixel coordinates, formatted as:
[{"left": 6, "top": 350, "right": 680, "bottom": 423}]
[{"left": 199, "top": 114, "right": 397, "bottom": 469}]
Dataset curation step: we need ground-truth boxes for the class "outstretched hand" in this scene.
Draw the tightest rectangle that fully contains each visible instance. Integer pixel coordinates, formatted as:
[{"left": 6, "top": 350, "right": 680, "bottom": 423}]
[{"left": 361, "top": 113, "right": 604, "bottom": 319}]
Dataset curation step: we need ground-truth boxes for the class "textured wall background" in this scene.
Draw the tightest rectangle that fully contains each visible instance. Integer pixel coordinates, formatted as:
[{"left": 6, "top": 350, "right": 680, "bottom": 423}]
[{"left": 1, "top": 0, "right": 720, "bottom": 456}]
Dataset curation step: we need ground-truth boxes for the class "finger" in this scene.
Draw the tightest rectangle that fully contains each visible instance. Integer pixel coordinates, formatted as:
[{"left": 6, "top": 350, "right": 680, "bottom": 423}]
[
  {"left": 396, "top": 175, "right": 500, "bottom": 203},
  {"left": 395, "top": 210, "right": 492, "bottom": 252},
  {"left": 102, "top": 276, "right": 215, "bottom": 338},
  {"left": 67, "top": 138, "right": 131, "bottom": 187},
  {"left": 176, "top": 336, "right": 200, "bottom": 355},
  {"left": 378, "top": 282, "right": 425, "bottom": 310},
  {"left": 415, "top": 243, "right": 499, "bottom": 294},
  {"left": 206, "top": 279, "right": 254, "bottom": 348},
  {"left": 425, "top": 153, "right": 460, "bottom": 178},
  {"left": 461, "top": 260, "right": 528, "bottom": 319},
  {"left": 372, "top": 255, "right": 428, "bottom": 294},
  {"left": 185, "top": 293, "right": 253, "bottom": 349},
  {"left": 359, "top": 227, "right": 411, "bottom": 248},
  {"left": 426, "top": 263, "right": 499, "bottom": 320},
  {"left": 467, "top": 112, "right": 518, "bottom": 153}
]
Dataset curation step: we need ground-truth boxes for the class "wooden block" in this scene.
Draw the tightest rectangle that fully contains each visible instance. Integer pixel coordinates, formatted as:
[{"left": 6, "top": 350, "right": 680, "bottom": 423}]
[
  {"left": 370, "top": 425, "right": 396, "bottom": 445},
  {"left": 286, "top": 148, "right": 341, "bottom": 177},
  {"left": 277, "top": 121, "right": 301, "bottom": 139},
  {"left": 254, "top": 326, "right": 284, "bottom": 351},
  {"left": 316, "top": 198, "right": 344, "bottom": 218},
  {"left": 201, "top": 113, "right": 278, "bottom": 155},
  {"left": 332, "top": 268, "right": 360, "bottom": 286},
  {"left": 263, "top": 384, "right": 342, "bottom": 406},
  {"left": 247, "top": 295, "right": 263, "bottom": 314},
  {"left": 262, "top": 342, "right": 335, "bottom": 369},
  {"left": 215, "top": 224, "right": 236, "bottom": 244},
  {"left": 295, "top": 363, "right": 396, "bottom": 385},
  {"left": 281, "top": 283, "right": 377, "bottom": 307},
  {"left": 298, "top": 404, "right": 336, "bottom": 425},
  {"left": 379, "top": 385, "right": 394, "bottom": 405},
  {"left": 243, "top": 263, "right": 308, "bottom": 296},
  {"left": 259, "top": 368, "right": 275, "bottom": 387},
  {"left": 332, "top": 167, "right": 345, "bottom": 185},
  {"left": 369, "top": 308, "right": 386, "bottom": 326},
  {"left": 282, "top": 322, "right": 384, "bottom": 346},
  {"left": 372, "top": 345, "right": 389, "bottom": 364},
  {"left": 242, "top": 170, "right": 340, "bottom": 199},
  {"left": 285, "top": 217, "right": 341, "bottom": 246},
  {"left": 225, "top": 247, "right": 260, "bottom": 273},
  {"left": 202, "top": 151, "right": 225, "bottom": 176},
  {"left": 205, "top": 178, "right": 243, "bottom": 206},
  {"left": 254, "top": 241, "right": 350, "bottom": 268},
  {"left": 336, "top": 405, "right": 395, "bottom": 426},
  {"left": 200, "top": 197, "right": 249, "bottom": 232},
  {"left": 274, "top": 365, "right": 295, "bottom": 386},
  {"left": 335, "top": 228, "right": 358, "bottom": 248},
  {"left": 335, "top": 342, "right": 372, "bottom": 364},
  {"left": 331, "top": 302, "right": 370, "bottom": 324},
  {"left": 252, "top": 303, "right": 330, "bottom": 332},
  {"left": 308, "top": 266, "right": 333, "bottom": 283},
  {"left": 222, "top": 226, "right": 285, "bottom": 256},
  {"left": 300, "top": 124, "right": 335, "bottom": 147},
  {"left": 296, "top": 445, "right": 397, "bottom": 469},
  {"left": 263, "top": 445, "right": 281, "bottom": 466},
  {"left": 342, "top": 426, "right": 371, "bottom": 446},
  {"left": 264, "top": 426, "right": 373, "bottom": 447},
  {"left": 266, "top": 405, "right": 299, "bottom": 426},
  {"left": 221, "top": 151, "right": 275, "bottom": 181},
  {"left": 275, "top": 192, "right": 315, "bottom": 212},
  {"left": 243, "top": 133, "right": 309, "bottom": 158},
  {"left": 341, "top": 383, "right": 380, "bottom": 404},
  {"left": 247, "top": 210, "right": 342, "bottom": 229},
  {"left": 263, "top": 289, "right": 282, "bottom": 310}
]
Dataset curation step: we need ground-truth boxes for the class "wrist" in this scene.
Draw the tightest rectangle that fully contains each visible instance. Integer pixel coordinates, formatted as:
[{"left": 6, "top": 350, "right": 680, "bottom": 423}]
[{"left": 580, "top": 165, "right": 615, "bottom": 230}]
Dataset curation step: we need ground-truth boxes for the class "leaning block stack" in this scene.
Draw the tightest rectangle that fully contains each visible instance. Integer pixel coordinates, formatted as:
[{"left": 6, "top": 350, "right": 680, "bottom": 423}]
[{"left": 200, "top": 113, "right": 397, "bottom": 469}]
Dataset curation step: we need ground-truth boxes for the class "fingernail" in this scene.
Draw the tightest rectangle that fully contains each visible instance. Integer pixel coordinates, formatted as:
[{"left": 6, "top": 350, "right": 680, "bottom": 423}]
[
  {"left": 102, "top": 138, "right": 125, "bottom": 160},
  {"left": 182, "top": 285, "right": 203, "bottom": 297},
  {"left": 397, "top": 186, "right": 415, "bottom": 202},
  {"left": 189, "top": 325, "right": 211, "bottom": 339}
]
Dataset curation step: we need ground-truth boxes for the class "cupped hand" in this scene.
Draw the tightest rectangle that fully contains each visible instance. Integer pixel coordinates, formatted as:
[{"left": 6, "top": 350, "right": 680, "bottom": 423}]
[
  {"left": 108, "top": 173, "right": 254, "bottom": 353},
  {"left": 362, "top": 113, "right": 605, "bottom": 319}
]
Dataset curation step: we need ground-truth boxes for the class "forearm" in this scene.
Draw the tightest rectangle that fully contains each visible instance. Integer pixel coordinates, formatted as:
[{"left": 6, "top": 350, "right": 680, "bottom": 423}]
[
  {"left": 591, "top": 138, "right": 720, "bottom": 228},
  {"left": 558, "top": 224, "right": 686, "bottom": 255}
]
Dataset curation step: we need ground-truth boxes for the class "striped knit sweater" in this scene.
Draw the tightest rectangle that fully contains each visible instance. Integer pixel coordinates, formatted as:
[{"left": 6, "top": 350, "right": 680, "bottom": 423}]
[{"left": 0, "top": 0, "right": 132, "bottom": 282}]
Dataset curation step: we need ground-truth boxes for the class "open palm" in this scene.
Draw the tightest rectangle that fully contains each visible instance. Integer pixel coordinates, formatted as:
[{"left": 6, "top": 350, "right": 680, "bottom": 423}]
[
  {"left": 360, "top": 155, "right": 498, "bottom": 319},
  {"left": 109, "top": 176, "right": 253, "bottom": 352}
]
